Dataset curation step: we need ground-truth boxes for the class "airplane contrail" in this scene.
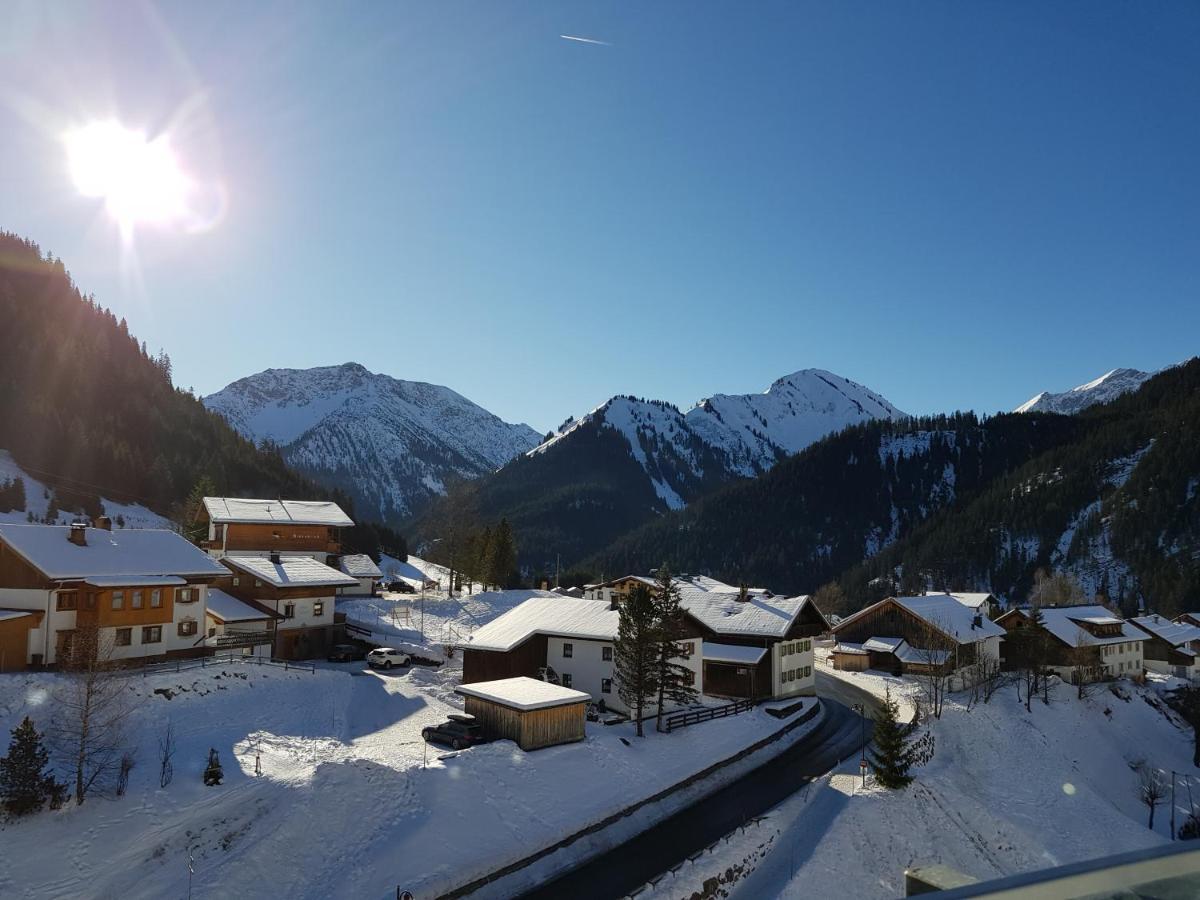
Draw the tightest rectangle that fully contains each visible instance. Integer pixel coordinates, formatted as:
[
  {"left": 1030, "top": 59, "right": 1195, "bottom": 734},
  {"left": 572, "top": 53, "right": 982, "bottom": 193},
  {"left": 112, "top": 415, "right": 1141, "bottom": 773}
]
[{"left": 560, "top": 34, "right": 611, "bottom": 46}]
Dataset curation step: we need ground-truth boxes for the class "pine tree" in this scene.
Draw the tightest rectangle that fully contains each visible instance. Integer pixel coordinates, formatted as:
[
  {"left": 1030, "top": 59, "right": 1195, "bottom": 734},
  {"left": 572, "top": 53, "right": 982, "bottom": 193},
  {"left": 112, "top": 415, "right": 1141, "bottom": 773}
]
[
  {"left": 490, "top": 519, "right": 517, "bottom": 588},
  {"left": 868, "top": 690, "right": 914, "bottom": 789},
  {"left": 651, "top": 565, "right": 699, "bottom": 732},
  {"left": 614, "top": 585, "right": 661, "bottom": 737},
  {"left": 0, "top": 717, "right": 62, "bottom": 816}
]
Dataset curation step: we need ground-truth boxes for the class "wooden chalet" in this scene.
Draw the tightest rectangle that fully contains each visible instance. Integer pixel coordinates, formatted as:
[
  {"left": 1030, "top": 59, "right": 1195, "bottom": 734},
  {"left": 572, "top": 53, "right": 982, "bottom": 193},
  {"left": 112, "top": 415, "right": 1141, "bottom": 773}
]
[
  {"left": 1128, "top": 614, "right": 1200, "bottom": 679},
  {"left": 197, "top": 497, "right": 353, "bottom": 561},
  {"left": 995, "top": 605, "right": 1145, "bottom": 683},
  {"left": 0, "top": 521, "right": 227, "bottom": 669},
  {"left": 831, "top": 594, "right": 1005, "bottom": 676}
]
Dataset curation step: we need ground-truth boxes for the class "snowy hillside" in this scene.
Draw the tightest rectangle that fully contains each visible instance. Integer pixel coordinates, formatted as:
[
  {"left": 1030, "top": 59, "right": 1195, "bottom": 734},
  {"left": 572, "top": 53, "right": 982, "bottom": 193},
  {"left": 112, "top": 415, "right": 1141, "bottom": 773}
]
[
  {"left": 1015, "top": 367, "right": 1155, "bottom": 415},
  {"left": 530, "top": 370, "right": 906, "bottom": 510},
  {"left": 203, "top": 363, "right": 541, "bottom": 521},
  {"left": 0, "top": 450, "right": 171, "bottom": 529}
]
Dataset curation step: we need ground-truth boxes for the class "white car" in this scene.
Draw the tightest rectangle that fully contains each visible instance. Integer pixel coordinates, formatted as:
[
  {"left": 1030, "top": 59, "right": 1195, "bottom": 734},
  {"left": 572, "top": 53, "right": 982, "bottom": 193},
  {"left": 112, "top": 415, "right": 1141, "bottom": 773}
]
[{"left": 367, "top": 648, "right": 410, "bottom": 670}]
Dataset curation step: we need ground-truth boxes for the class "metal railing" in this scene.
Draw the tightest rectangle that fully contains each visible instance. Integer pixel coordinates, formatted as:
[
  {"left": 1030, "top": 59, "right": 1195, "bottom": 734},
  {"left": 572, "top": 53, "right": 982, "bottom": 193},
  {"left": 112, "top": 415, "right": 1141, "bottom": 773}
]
[
  {"left": 127, "top": 653, "right": 315, "bottom": 677},
  {"left": 662, "top": 697, "right": 758, "bottom": 733}
]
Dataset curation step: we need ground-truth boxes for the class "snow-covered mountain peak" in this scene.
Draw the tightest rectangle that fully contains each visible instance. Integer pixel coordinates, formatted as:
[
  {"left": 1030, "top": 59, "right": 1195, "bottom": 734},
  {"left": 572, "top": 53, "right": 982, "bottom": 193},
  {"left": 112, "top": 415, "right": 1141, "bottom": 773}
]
[
  {"left": 204, "top": 364, "right": 540, "bottom": 521},
  {"left": 1015, "top": 367, "right": 1155, "bottom": 415}
]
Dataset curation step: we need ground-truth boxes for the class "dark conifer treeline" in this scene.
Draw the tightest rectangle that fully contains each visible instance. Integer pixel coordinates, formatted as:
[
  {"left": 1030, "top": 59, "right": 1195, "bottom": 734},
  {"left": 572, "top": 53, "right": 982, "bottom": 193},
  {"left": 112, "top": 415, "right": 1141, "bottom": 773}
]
[{"left": 0, "top": 233, "right": 343, "bottom": 523}]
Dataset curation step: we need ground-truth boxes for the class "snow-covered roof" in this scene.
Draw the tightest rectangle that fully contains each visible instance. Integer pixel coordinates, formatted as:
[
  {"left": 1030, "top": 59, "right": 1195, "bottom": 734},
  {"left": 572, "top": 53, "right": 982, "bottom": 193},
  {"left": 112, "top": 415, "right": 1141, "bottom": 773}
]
[
  {"left": 678, "top": 586, "right": 818, "bottom": 639},
  {"left": 1033, "top": 606, "right": 1146, "bottom": 648},
  {"left": 595, "top": 574, "right": 658, "bottom": 590},
  {"left": 703, "top": 642, "right": 769, "bottom": 665},
  {"left": 83, "top": 575, "right": 187, "bottom": 587},
  {"left": 863, "top": 636, "right": 906, "bottom": 654},
  {"left": 202, "top": 497, "right": 354, "bottom": 527},
  {"left": 946, "top": 592, "right": 994, "bottom": 611},
  {"left": 897, "top": 644, "right": 953, "bottom": 666},
  {"left": 0, "top": 524, "right": 227, "bottom": 580},
  {"left": 456, "top": 676, "right": 591, "bottom": 711},
  {"left": 1130, "top": 615, "right": 1200, "bottom": 649},
  {"left": 833, "top": 642, "right": 869, "bottom": 655},
  {"left": 890, "top": 595, "right": 1006, "bottom": 642},
  {"left": 224, "top": 555, "right": 358, "bottom": 589},
  {"left": 464, "top": 597, "right": 617, "bottom": 652},
  {"left": 205, "top": 588, "right": 278, "bottom": 622},
  {"left": 0, "top": 608, "right": 35, "bottom": 622},
  {"left": 338, "top": 554, "right": 383, "bottom": 579}
]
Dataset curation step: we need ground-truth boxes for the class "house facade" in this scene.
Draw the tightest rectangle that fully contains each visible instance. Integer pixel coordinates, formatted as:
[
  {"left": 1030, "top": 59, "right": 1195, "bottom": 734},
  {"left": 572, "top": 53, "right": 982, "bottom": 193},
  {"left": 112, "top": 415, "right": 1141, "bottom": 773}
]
[
  {"left": 337, "top": 554, "right": 383, "bottom": 596},
  {"left": 0, "top": 521, "right": 227, "bottom": 669},
  {"left": 197, "top": 497, "right": 353, "bottom": 564},
  {"left": 995, "top": 605, "right": 1146, "bottom": 683},
  {"left": 1128, "top": 614, "right": 1200, "bottom": 680},
  {"left": 204, "top": 586, "right": 279, "bottom": 657},
  {"left": 831, "top": 594, "right": 1005, "bottom": 679}
]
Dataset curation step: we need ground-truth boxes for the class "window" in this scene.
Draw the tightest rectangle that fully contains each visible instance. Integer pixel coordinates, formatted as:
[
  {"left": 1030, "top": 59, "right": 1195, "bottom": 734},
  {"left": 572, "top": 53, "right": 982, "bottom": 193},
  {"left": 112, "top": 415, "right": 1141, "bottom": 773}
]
[
  {"left": 132, "top": 590, "right": 143, "bottom": 609},
  {"left": 255, "top": 579, "right": 262, "bottom": 588},
  {"left": 313, "top": 601, "right": 325, "bottom": 617},
  {"left": 56, "top": 592, "right": 78, "bottom": 611},
  {"left": 284, "top": 603, "right": 295, "bottom": 619},
  {"left": 563, "top": 642, "right": 573, "bottom": 658},
  {"left": 561, "top": 673, "right": 573, "bottom": 688},
  {"left": 141, "top": 626, "right": 162, "bottom": 644},
  {"left": 177, "top": 588, "right": 199, "bottom": 604},
  {"left": 208, "top": 626, "right": 217, "bottom": 637},
  {"left": 151, "top": 589, "right": 162, "bottom": 607},
  {"left": 111, "top": 590, "right": 124, "bottom": 610},
  {"left": 114, "top": 627, "right": 132, "bottom": 646},
  {"left": 685, "top": 669, "right": 695, "bottom": 686},
  {"left": 736, "top": 667, "right": 748, "bottom": 676},
  {"left": 786, "top": 669, "right": 795, "bottom": 682},
  {"left": 680, "top": 641, "right": 695, "bottom": 657},
  {"left": 804, "top": 665, "right": 811, "bottom": 678},
  {"left": 602, "top": 645, "right": 613, "bottom": 661},
  {"left": 601, "top": 678, "right": 612, "bottom": 694},
  {"left": 232, "top": 576, "right": 240, "bottom": 586},
  {"left": 85, "top": 593, "right": 96, "bottom": 609},
  {"left": 802, "top": 639, "right": 811, "bottom": 652},
  {"left": 178, "top": 620, "right": 198, "bottom": 637}
]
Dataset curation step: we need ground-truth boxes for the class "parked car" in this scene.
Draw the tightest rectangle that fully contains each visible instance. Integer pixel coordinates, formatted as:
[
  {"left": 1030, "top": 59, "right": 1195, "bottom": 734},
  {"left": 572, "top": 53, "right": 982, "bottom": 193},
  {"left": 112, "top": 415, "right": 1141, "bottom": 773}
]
[
  {"left": 366, "top": 647, "right": 410, "bottom": 670},
  {"left": 387, "top": 580, "right": 415, "bottom": 594},
  {"left": 422, "top": 715, "right": 486, "bottom": 751},
  {"left": 327, "top": 643, "right": 365, "bottom": 662}
]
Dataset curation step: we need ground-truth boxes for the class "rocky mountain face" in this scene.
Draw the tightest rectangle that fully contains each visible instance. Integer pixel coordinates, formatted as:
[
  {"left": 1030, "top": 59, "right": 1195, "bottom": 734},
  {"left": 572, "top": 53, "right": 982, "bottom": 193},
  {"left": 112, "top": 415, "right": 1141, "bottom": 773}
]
[
  {"left": 1015, "top": 368, "right": 1155, "bottom": 415},
  {"left": 203, "top": 363, "right": 541, "bottom": 522}
]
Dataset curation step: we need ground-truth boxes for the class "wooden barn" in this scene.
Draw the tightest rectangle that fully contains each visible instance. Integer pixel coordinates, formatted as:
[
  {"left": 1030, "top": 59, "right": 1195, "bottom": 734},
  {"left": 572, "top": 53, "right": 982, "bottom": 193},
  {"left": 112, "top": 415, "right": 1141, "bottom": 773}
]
[{"left": 455, "top": 677, "right": 589, "bottom": 751}]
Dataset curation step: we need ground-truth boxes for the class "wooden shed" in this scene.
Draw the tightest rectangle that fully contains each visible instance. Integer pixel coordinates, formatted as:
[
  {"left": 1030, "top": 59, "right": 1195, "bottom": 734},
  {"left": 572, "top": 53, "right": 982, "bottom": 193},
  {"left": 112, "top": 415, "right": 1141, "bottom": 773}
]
[
  {"left": 455, "top": 677, "right": 589, "bottom": 751},
  {"left": 831, "top": 643, "right": 871, "bottom": 672}
]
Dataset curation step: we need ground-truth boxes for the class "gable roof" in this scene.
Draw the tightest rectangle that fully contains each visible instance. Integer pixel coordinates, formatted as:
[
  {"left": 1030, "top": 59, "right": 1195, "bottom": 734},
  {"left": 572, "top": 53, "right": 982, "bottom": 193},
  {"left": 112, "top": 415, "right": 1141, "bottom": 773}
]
[
  {"left": 675, "top": 575, "right": 826, "bottom": 639},
  {"left": 456, "top": 677, "right": 590, "bottom": 711},
  {"left": 338, "top": 554, "right": 383, "bottom": 579},
  {"left": 946, "top": 592, "right": 995, "bottom": 611},
  {"left": 1000, "top": 605, "right": 1146, "bottom": 649},
  {"left": 1130, "top": 615, "right": 1200, "bottom": 649},
  {"left": 201, "top": 497, "right": 353, "bottom": 527},
  {"left": 223, "top": 555, "right": 358, "bottom": 589},
  {"left": 0, "top": 524, "right": 227, "bottom": 581},
  {"left": 464, "top": 596, "right": 617, "bottom": 652},
  {"left": 834, "top": 594, "right": 1005, "bottom": 645}
]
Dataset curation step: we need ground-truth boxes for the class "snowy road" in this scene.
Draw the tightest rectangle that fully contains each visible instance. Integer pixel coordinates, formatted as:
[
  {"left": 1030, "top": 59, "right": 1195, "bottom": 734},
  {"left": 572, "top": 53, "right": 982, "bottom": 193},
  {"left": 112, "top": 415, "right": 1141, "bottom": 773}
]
[{"left": 514, "top": 675, "right": 875, "bottom": 900}]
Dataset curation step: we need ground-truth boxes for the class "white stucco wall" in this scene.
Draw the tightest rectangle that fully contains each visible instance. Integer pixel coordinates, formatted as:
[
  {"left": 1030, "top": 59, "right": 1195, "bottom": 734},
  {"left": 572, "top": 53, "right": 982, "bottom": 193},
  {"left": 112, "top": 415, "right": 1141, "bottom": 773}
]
[
  {"left": 274, "top": 594, "right": 335, "bottom": 632},
  {"left": 543, "top": 635, "right": 704, "bottom": 716},
  {"left": 772, "top": 637, "right": 816, "bottom": 698}
]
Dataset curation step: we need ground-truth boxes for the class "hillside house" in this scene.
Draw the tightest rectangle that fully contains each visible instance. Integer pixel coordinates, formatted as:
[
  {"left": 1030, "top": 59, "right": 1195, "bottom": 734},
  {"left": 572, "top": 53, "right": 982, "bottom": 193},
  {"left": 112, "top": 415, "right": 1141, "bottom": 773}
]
[
  {"left": 583, "top": 575, "right": 658, "bottom": 606},
  {"left": 1176, "top": 613, "right": 1200, "bottom": 629},
  {"left": 220, "top": 554, "right": 357, "bottom": 659},
  {"left": 996, "top": 605, "right": 1146, "bottom": 684},
  {"left": 945, "top": 592, "right": 1000, "bottom": 619},
  {"left": 831, "top": 594, "right": 1004, "bottom": 679},
  {"left": 0, "top": 521, "right": 226, "bottom": 669},
  {"left": 1129, "top": 614, "right": 1200, "bottom": 680},
  {"left": 337, "top": 554, "right": 383, "bottom": 596},
  {"left": 460, "top": 596, "right": 702, "bottom": 716},
  {"left": 197, "top": 497, "right": 353, "bottom": 564}
]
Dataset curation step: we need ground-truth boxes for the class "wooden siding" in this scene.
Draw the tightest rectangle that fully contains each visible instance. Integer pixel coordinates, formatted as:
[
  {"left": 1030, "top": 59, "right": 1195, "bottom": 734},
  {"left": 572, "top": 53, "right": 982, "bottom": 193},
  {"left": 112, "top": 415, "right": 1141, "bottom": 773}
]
[
  {"left": 703, "top": 657, "right": 771, "bottom": 699},
  {"left": 463, "top": 695, "right": 586, "bottom": 751},
  {"left": 218, "top": 523, "right": 340, "bottom": 554},
  {"left": 462, "top": 634, "right": 548, "bottom": 684},
  {"left": 831, "top": 650, "right": 870, "bottom": 672},
  {"left": 0, "top": 542, "right": 52, "bottom": 589},
  {"left": 76, "top": 587, "right": 175, "bottom": 628},
  {"left": 0, "top": 614, "right": 39, "bottom": 672}
]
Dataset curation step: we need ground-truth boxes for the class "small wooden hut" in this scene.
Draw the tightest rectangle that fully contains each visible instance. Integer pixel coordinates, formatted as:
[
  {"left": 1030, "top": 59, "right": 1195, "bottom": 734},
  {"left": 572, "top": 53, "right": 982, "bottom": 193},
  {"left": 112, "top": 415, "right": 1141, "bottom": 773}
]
[{"left": 455, "top": 677, "right": 589, "bottom": 751}]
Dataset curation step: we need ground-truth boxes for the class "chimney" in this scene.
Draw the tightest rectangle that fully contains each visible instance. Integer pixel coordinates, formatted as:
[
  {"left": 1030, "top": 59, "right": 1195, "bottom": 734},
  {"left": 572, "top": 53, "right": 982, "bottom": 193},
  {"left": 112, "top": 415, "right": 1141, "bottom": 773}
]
[
  {"left": 269, "top": 551, "right": 281, "bottom": 565},
  {"left": 67, "top": 522, "right": 88, "bottom": 547},
  {"left": 95, "top": 516, "right": 112, "bottom": 531}
]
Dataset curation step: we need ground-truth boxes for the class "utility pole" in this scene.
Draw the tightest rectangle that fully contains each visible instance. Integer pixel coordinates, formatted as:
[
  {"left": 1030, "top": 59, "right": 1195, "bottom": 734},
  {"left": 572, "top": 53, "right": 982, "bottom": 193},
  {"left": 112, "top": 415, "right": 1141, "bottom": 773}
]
[
  {"left": 852, "top": 703, "right": 867, "bottom": 786},
  {"left": 1172, "top": 770, "right": 1178, "bottom": 839}
]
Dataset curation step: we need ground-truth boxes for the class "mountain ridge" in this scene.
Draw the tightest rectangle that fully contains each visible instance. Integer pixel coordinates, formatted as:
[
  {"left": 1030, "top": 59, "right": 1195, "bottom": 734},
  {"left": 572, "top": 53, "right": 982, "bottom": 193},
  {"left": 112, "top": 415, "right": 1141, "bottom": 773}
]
[{"left": 1015, "top": 367, "right": 1156, "bottom": 415}]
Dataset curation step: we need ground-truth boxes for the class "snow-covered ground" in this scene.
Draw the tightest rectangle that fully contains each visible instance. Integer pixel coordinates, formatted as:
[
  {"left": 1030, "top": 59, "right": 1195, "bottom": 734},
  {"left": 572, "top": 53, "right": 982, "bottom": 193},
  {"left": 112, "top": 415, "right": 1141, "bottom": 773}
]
[
  {"left": 645, "top": 663, "right": 1196, "bottom": 900},
  {"left": 0, "top": 653, "right": 823, "bottom": 899},
  {"left": 0, "top": 450, "right": 171, "bottom": 529}
]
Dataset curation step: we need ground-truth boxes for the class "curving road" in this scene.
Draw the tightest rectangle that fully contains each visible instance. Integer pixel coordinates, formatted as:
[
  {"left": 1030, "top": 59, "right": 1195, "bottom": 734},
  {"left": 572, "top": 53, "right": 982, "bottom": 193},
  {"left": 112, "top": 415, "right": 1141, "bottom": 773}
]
[{"left": 515, "top": 673, "right": 877, "bottom": 900}]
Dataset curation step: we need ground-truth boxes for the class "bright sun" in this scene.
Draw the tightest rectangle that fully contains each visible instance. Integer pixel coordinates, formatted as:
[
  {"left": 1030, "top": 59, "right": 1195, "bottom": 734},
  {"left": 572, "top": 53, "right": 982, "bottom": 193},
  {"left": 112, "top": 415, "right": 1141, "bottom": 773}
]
[{"left": 64, "top": 121, "right": 190, "bottom": 232}]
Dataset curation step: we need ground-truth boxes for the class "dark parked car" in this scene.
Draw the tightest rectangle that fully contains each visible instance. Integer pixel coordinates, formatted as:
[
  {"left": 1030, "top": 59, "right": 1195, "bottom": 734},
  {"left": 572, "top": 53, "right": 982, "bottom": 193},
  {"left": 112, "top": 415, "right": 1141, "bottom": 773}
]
[
  {"left": 388, "top": 580, "right": 415, "bottom": 594},
  {"left": 422, "top": 717, "right": 486, "bottom": 751},
  {"left": 326, "top": 643, "right": 365, "bottom": 662}
]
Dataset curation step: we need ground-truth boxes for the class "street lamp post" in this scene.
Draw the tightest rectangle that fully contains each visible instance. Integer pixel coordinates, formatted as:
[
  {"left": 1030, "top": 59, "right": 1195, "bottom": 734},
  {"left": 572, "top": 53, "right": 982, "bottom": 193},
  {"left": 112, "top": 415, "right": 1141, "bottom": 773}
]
[{"left": 852, "top": 703, "right": 867, "bottom": 786}]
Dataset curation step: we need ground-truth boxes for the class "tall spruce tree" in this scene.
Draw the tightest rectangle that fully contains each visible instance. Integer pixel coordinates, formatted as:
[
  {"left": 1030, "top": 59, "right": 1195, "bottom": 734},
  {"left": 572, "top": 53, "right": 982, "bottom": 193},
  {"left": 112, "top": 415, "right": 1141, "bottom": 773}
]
[
  {"left": 490, "top": 518, "right": 517, "bottom": 588},
  {"left": 651, "top": 565, "right": 699, "bottom": 732},
  {"left": 615, "top": 584, "right": 660, "bottom": 737},
  {"left": 0, "top": 717, "right": 62, "bottom": 816},
  {"left": 868, "top": 690, "right": 914, "bottom": 789}
]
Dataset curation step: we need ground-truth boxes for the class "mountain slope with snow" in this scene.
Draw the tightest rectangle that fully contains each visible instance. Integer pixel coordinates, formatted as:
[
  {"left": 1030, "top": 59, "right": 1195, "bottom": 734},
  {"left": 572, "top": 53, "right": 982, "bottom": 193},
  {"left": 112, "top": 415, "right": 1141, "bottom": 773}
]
[
  {"left": 1015, "top": 367, "right": 1155, "bottom": 415},
  {"left": 203, "top": 363, "right": 541, "bottom": 522}
]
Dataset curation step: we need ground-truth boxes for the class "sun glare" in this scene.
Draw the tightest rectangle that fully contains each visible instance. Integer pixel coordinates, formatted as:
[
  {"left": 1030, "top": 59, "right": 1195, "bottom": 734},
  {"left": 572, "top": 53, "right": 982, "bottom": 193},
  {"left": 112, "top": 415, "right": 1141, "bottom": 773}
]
[{"left": 64, "top": 121, "right": 191, "bottom": 233}]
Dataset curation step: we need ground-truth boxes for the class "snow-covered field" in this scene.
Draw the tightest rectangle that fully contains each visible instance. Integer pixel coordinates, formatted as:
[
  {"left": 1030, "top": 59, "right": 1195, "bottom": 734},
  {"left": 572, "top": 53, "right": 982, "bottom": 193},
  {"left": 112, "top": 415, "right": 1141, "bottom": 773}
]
[
  {"left": 648, "top": 663, "right": 1196, "bottom": 900},
  {"left": 0, "top": 651, "right": 822, "bottom": 899}
]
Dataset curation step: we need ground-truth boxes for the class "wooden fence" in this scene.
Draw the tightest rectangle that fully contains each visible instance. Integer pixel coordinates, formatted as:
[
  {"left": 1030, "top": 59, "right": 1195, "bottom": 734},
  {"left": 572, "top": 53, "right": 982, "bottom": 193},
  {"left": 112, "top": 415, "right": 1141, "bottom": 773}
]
[{"left": 662, "top": 697, "right": 758, "bottom": 733}]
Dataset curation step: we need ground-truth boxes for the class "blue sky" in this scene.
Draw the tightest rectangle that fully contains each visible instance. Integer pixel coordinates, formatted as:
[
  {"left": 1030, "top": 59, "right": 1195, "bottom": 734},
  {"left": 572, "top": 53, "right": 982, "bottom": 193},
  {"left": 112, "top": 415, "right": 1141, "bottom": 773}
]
[{"left": 1, "top": 2, "right": 1196, "bottom": 433}]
